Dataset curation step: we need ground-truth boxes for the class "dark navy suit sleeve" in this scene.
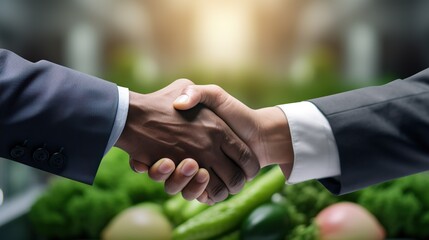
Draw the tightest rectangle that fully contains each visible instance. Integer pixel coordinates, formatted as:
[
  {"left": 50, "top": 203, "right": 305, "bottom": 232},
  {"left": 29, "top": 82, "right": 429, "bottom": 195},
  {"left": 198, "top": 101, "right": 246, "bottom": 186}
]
[
  {"left": 0, "top": 49, "right": 119, "bottom": 184},
  {"left": 310, "top": 68, "right": 429, "bottom": 195}
]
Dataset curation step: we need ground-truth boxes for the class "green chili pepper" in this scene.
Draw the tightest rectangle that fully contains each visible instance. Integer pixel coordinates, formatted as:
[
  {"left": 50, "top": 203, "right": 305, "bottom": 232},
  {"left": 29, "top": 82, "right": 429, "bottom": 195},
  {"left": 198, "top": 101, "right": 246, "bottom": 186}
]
[{"left": 173, "top": 166, "right": 285, "bottom": 240}]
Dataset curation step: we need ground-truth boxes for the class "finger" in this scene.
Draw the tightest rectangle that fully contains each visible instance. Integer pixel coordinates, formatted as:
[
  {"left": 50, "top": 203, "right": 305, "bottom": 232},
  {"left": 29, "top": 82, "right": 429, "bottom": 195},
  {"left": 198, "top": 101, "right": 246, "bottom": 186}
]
[
  {"left": 148, "top": 158, "right": 175, "bottom": 182},
  {"left": 206, "top": 198, "right": 215, "bottom": 206},
  {"left": 197, "top": 191, "right": 209, "bottom": 204},
  {"left": 210, "top": 155, "right": 246, "bottom": 194},
  {"left": 129, "top": 158, "right": 149, "bottom": 173},
  {"left": 205, "top": 168, "right": 229, "bottom": 203},
  {"left": 181, "top": 168, "right": 210, "bottom": 200},
  {"left": 164, "top": 159, "right": 199, "bottom": 195},
  {"left": 221, "top": 128, "right": 260, "bottom": 180}
]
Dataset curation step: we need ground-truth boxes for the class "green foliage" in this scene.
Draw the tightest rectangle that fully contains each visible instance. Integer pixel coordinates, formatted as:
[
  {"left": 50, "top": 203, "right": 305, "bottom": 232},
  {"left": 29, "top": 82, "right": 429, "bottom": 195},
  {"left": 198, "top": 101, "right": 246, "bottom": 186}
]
[
  {"left": 279, "top": 173, "right": 429, "bottom": 239},
  {"left": 29, "top": 148, "right": 169, "bottom": 239},
  {"left": 282, "top": 180, "right": 338, "bottom": 222},
  {"left": 287, "top": 222, "right": 319, "bottom": 240},
  {"left": 29, "top": 180, "right": 125, "bottom": 239},
  {"left": 358, "top": 174, "right": 429, "bottom": 238},
  {"left": 29, "top": 181, "right": 90, "bottom": 238},
  {"left": 64, "top": 189, "right": 130, "bottom": 238},
  {"left": 118, "top": 172, "right": 169, "bottom": 204}
]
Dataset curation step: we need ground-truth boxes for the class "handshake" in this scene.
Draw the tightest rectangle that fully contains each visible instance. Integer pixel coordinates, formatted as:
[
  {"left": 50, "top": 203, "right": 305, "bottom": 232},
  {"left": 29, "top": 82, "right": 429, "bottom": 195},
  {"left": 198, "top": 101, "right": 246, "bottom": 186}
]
[{"left": 114, "top": 79, "right": 293, "bottom": 205}]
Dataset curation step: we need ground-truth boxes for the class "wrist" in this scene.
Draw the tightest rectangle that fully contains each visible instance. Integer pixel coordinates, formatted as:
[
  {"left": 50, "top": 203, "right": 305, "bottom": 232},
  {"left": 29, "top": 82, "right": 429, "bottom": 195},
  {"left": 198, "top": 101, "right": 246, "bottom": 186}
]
[
  {"left": 115, "top": 91, "right": 146, "bottom": 151},
  {"left": 256, "top": 107, "right": 294, "bottom": 168}
]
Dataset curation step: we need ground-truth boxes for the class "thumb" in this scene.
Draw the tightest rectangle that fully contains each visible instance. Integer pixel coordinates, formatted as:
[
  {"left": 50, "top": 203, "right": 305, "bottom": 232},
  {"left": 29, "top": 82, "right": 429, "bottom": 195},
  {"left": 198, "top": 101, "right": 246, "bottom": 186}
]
[
  {"left": 173, "top": 84, "right": 246, "bottom": 113},
  {"left": 173, "top": 85, "right": 254, "bottom": 139},
  {"left": 173, "top": 85, "right": 209, "bottom": 110}
]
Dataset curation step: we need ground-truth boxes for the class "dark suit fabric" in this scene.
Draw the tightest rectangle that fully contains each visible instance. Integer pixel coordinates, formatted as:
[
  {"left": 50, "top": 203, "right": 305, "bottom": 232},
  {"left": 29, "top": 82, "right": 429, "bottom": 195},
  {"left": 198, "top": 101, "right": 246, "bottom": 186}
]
[
  {"left": 311, "top": 68, "right": 429, "bottom": 195},
  {"left": 0, "top": 49, "right": 118, "bottom": 184}
]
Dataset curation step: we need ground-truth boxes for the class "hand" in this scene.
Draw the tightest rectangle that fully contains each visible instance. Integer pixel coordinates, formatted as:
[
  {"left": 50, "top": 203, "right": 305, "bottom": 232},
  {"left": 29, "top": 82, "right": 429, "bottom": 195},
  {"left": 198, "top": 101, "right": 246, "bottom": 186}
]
[
  {"left": 115, "top": 79, "right": 260, "bottom": 203},
  {"left": 173, "top": 84, "right": 294, "bottom": 175}
]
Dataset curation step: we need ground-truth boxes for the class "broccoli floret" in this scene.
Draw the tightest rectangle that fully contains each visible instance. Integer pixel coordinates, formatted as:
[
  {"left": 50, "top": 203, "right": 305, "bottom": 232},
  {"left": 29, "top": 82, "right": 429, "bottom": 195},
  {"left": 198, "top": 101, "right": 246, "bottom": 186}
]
[
  {"left": 29, "top": 179, "right": 131, "bottom": 239},
  {"left": 282, "top": 180, "right": 337, "bottom": 221},
  {"left": 93, "top": 147, "right": 130, "bottom": 189},
  {"left": 359, "top": 186, "right": 420, "bottom": 237},
  {"left": 65, "top": 189, "right": 130, "bottom": 238},
  {"left": 358, "top": 173, "right": 429, "bottom": 238},
  {"left": 287, "top": 221, "right": 319, "bottom": 240},
  {"left": 29, "top": 179, "right": 90, "bottom": 238},
  {"left": 118, "top": 172, "right": 169, "bottom": 204}
]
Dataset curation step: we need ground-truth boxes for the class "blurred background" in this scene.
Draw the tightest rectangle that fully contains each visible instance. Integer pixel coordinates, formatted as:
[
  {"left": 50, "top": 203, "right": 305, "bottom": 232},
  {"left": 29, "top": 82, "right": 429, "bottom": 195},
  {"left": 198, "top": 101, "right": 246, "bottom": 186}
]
[{"left": 1, "top": 0, "right": 429, "bottom": 238}]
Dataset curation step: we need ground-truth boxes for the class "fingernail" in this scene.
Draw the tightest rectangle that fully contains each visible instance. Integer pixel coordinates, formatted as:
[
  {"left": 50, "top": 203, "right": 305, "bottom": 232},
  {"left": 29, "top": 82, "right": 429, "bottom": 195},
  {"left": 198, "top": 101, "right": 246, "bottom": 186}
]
[
  {"left": 207, "top": 198, "right": 215, "bottom": 206},
  {"left": 132, "top": 161, "right": 148, "bottom": 173},
  {"left": 181, "top": 162, "right": 197, "bottom": 177},
  {"left": 158, "top": 160, "right": 173, "bottom": 174},
  {"left": 174, "top": 95, "right": 189, "bottom": 104}
]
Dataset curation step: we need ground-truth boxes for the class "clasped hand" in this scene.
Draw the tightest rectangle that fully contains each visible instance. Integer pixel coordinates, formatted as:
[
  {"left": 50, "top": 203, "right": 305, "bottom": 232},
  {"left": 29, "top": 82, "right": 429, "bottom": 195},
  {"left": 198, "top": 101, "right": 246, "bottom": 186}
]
[{"left": 115, "top": 79, "right": 293, "bottom": 204}]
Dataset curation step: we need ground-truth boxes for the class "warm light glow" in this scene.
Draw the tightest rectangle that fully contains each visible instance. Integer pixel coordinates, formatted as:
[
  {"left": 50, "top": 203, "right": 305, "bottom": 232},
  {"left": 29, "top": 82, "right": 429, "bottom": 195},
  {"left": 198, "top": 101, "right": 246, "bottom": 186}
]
[{"left": 193, "top": 0, "right": 254, "bottom": 69}]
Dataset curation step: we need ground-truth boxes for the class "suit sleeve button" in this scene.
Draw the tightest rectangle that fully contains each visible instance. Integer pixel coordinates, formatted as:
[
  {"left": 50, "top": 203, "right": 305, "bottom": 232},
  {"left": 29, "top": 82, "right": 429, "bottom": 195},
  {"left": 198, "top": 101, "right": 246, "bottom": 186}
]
[
  {"left": 33, "top": 147, "right": 50, "bottom": 163},
  {"left": 49, "top": 152, "right": 66, "bottom": 169},
  {"left": 10, "top": 146, "right": 27, "bottom": 159}
]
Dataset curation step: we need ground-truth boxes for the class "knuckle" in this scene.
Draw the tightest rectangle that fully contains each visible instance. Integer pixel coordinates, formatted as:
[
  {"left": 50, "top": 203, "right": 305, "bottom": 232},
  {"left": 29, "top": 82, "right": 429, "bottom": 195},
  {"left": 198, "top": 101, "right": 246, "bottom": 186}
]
[
  {"left": 209, "top": 182, "right": 228, "bottom": 201},
  {"left": 228, "top": 171, "right": 245, "bottom": 194},
  {"left": 237, "top": 146, "right": 260, "bottom": 179},
  {"left": 249, "top": 164, "right": 261, "bottom": 179},
  {"left": 208, "top": 84, "right": 223, "bottom": 93},
  {"left": 239, "top": 146, "right": 252, "bottom": 165},
  {"left": 175, "top": 78, "right": 194, "bottom": 87},
  {"left": 206, "top": 84, "right": 227, "bottom": 107}
]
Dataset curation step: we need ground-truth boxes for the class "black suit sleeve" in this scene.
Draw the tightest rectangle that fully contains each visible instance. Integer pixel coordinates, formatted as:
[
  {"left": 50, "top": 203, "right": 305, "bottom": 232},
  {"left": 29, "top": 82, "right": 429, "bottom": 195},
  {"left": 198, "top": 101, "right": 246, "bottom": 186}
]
[
  {"left": 310, "top": 68, "right": 429, "bottom": 195},
  {"left": 0, "top": 49, "right": 119, "bottom": 184}
]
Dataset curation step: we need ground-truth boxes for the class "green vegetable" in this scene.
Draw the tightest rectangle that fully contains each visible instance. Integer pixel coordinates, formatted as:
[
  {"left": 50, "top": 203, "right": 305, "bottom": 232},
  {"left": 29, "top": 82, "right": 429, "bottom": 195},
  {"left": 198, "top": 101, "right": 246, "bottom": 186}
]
[
  {"left": 240, "top": 203, "right": 289, "bottom": 240},
  {"left": 279, "top": 172, "right": 429, "bottom": 239},
  {"left": 164, "top": 195, "right": 209, "bottom": 226},
  {"left": 173, "top": 166, "right": 285, "bottom": 240},
  {"left": 29, "top": 181, "right": 130, "bottom": 239},
  {"left": 218, "top": 230, "right": 240, "bottom": 240},
  {"left": 29, "top": 148, "right": 170, "bottom": 239},
  {"left": 281, "top": 180, "right": 337, "bottom": 222},
  {"left": 287, "top": 222, "right": 318, "bottom": 240},
  {"left": 357, "top": 174, "right": 429, "bottom": 238},
  {"left": 164, "top": 194, "right": 190, "bottom": 225},
  {"left": 270, "top": 193, "right": 306, "bottom": 228},
  {"left": 29, "top": 180, "right": 90, "bottom": 238},
  {"left": 181, "top": 199, "right": 210, "bottom": 221},
  {"left": 102, "top": 203, "right": 172, "bottom": 240},
  {"left": 118, "top": 172, "right": 169, "bottom": 204}
]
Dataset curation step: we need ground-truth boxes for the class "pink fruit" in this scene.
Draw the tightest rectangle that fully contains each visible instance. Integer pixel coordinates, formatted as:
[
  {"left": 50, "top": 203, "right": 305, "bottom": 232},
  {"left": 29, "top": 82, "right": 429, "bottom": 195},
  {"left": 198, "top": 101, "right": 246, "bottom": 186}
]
[{"left": 315, "top": 202, "right": 385, "bottom": 240}]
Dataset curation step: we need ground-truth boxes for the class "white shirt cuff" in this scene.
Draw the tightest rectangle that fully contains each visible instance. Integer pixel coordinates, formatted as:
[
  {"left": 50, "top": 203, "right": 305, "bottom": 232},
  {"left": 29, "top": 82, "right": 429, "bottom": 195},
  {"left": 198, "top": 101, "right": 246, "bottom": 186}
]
[
  {"left": 104, "top": 86, "right": 129, "bottom": 155},
  {"left": 277, "top": 101, "right": 340, "bottom": 184}
]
